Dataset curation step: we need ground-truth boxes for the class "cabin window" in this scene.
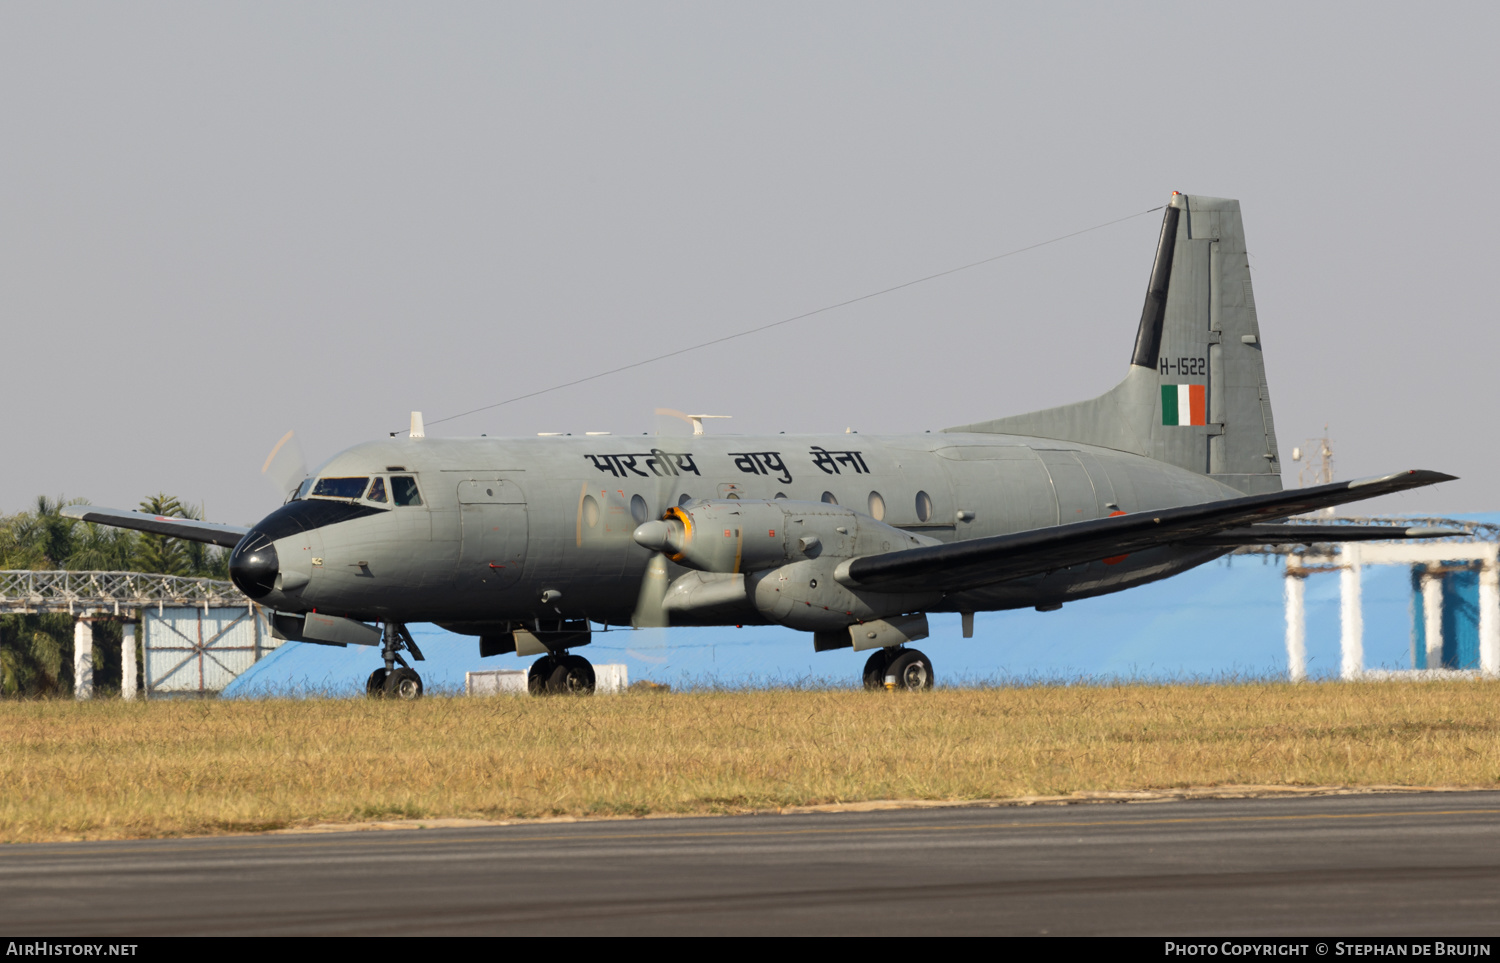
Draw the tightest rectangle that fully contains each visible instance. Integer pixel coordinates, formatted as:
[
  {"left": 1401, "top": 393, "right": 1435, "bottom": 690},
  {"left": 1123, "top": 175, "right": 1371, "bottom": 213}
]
[
  {"left": 774, "top": 492, "right": 787, "bottom": 500},
  {"left": 583, "top": 494, "right": 600, "bottom": 528},
  {"left": 391, "top": 476, "right": 423, "bottom": 507},
  {"left": 311, "top": 477, "right": 368, "bottom": 500},
  {"left": 366, "top": 477, "right": 388, "bottom": 503},
  {"left": 678, "top": 494, "right": 694, "bottom": 508},
  {"left": 630, "top": 494, "right": 649, "bottom": 524},
  {"left": 867, "top": 491, "right": 885, "bottom": 521},
  {"left": 915, "top": 490, "right": 933, "bottom": 522},
  {"left": 821, "top": 491, "right": 838, "bottom": 506}
]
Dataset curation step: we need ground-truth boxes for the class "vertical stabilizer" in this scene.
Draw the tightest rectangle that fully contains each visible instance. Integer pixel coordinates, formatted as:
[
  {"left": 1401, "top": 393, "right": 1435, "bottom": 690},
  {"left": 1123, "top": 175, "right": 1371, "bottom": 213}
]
[{"left": 947, "top": 193, "right": 1282, "bottom": 495}]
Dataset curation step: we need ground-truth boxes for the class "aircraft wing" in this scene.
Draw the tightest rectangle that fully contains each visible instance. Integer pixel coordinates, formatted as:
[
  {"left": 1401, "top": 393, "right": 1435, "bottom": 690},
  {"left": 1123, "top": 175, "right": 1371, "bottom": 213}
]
[
  {"left": 61, "top": 505, "right": 250, "bottom": 549},
  {"left": 1182, "top": 523, "right": 1463, "bottom": 546},
  {"left": 840, "top": 470, "right": 1456, "bottom": 594}
]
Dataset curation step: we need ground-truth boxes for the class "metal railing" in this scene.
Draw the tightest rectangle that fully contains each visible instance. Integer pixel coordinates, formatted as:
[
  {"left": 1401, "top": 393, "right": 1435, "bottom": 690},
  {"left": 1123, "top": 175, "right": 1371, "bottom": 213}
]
[{"left": 0, "top": 570, "right": 247, "bottom": 614}]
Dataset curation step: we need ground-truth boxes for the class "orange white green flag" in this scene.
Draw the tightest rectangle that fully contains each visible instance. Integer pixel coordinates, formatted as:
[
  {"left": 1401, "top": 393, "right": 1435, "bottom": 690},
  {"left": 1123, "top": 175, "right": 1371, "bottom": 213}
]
[{"left": 1161, "top": 384, "right": 1206, "bottom": 426}]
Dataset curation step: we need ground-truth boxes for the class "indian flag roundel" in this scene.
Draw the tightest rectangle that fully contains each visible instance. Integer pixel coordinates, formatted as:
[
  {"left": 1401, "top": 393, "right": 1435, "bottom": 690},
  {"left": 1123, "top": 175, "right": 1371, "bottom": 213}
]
[{"left": 1161, "top": 384, "right": 1206, "bottom": 426}]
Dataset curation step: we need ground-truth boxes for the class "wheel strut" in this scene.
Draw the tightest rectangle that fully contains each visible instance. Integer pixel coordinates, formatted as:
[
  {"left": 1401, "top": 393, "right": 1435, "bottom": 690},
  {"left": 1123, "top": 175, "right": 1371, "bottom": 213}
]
[{"left": 373, "top": 622, "right": 425, "bottom": 700}]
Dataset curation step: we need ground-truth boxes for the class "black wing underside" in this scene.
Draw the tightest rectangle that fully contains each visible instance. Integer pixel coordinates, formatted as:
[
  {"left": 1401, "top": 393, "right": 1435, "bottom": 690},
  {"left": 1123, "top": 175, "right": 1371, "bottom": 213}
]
[
  {"left": 844, "top": 470, "right": 1456, "bottom": 595},
  {"left": 60, "top": 505, "right": 250, "bottom": 549}
]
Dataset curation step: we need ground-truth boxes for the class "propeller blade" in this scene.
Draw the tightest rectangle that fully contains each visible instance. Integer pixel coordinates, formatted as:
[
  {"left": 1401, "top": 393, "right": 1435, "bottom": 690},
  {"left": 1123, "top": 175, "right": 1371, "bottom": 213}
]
[
  {"left": 653, "top": 407, "right": 694, "bottom": 438},
  {"left": 631, "top": 552, "right": 671, "bottom": 628},
  {"left": 261, "top": 430, "right": 309, "bottom": 501}
]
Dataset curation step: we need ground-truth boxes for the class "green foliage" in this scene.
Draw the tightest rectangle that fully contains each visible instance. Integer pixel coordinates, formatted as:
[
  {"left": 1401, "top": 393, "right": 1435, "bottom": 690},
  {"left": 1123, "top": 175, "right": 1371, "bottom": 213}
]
[{"left": 0, "top": 493, "right": 230, "bottom": 697}]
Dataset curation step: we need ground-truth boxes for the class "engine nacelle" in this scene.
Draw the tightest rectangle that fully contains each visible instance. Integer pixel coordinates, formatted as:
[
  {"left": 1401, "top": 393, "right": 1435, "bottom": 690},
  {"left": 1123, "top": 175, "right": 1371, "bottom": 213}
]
[
  {"left": 632, "top": 499, "right": 936, "bottom": 575},
  {"left": 748, "top": 557, "right": 943, "bottom": 631}
]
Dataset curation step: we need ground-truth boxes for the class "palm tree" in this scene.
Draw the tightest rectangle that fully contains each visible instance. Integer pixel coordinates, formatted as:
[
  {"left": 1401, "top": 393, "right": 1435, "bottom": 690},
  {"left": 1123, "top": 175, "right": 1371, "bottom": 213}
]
[
  {"left": 0, "top": 491, "right": 230, "bottom": 697},
  {"left": 135, "top": 493, "right": 190, "bottom": 575}
]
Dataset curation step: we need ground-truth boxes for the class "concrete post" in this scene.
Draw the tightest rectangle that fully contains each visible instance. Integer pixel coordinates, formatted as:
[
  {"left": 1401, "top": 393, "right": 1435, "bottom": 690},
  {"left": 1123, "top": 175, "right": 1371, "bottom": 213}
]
[
  {"left": 1479, "top": 547, "right": 1499, "bottom": 679},
  {"left": 121, "top": 623, "right": 137, "bottom": 701},
  {"left": 1421, "top": 567, "right": 1445, "bottom": 670},
  {"left": 1284, "top": 555, "right": 1306, "bottom": 682},
  {"left": 73, "top": 616, "right": 93, "bottom": 700},
  {"left": 1340, "top": 544, "right": 1363, "bottom": 681}
]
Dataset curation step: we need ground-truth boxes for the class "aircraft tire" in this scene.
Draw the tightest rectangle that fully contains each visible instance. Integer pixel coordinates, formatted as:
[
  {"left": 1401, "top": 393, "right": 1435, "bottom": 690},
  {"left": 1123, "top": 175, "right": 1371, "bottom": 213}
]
[
  {"left": 545, "top": 656, "right": 595, "bottom": 695},
  {"left": 862, "top": 649, "right": 894, "bottom": 690},
  {"left": 528, "top": 657, "right": 555, "bottom": 695},
  {"left": 366, "top": 668, "right": 390, "bottom": 698},
  {"left": 883, "top": 649, "right": 934, "bottom": 691},
  {"left": 384, "top": 667, "right": 424, "bottom": 701}
]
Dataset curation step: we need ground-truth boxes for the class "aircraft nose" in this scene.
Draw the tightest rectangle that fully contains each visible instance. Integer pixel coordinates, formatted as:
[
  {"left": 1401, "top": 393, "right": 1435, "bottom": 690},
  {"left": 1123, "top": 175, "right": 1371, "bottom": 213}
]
[{"left": 229, "top": 535, "right": 278, "bottom": 600}]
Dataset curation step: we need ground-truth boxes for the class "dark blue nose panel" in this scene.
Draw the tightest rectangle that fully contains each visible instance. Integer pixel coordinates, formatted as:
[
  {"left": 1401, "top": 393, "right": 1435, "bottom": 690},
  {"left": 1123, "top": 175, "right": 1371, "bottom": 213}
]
[
  {"left": 248, "top": 499, "right": 383, "bottom": 543},
  {"left": 229, "top": 536, "right": 279, "bottom": 599},
  {"left": 228, "top": 500, "right": 383, "bottom": 600}
]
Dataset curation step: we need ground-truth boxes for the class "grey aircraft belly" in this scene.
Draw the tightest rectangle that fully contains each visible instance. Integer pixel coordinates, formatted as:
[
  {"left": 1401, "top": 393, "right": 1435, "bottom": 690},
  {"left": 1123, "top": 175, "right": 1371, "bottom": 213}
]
[{"left": 66, "top": 193, "right": 1457, "bottom": 696}]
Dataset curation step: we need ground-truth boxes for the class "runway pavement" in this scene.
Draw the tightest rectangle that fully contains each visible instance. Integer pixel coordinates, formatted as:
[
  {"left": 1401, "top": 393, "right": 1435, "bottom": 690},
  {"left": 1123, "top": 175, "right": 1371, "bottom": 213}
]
[{"left": 3, "top": 792, "right": 1499, "bottom": 936}]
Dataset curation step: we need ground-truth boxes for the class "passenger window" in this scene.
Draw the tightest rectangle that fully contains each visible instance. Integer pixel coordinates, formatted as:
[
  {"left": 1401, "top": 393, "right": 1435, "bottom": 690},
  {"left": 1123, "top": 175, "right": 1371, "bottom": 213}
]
[
  {"left": 311, "top": 477, "right": 369, "bottom": 500},
  {"left": 821, "top": 491, "right": 838, "bottom": 506},
  {"left": 391, "top": 476, "right": 423, "bottom": 507},
  {"left": 366, "top": 477, "right": 387, "bottom": 503}
]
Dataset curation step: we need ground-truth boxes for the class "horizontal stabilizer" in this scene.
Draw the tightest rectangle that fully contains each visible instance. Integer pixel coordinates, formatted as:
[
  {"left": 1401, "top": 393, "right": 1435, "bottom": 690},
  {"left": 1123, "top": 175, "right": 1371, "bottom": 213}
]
[
  {"left": 1184, "top": 524, "right": 1466, "bottom": 546},
  {"left": 60, "top": 505, "right": 249, "bottom": 549},
  {"left": 838, "top": 469, "right": 1456, "bottom": 594}
]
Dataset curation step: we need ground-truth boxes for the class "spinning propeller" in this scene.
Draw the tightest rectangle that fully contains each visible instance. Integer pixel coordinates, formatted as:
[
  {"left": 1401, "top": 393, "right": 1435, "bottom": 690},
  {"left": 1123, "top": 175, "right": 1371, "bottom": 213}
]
[
  {"left": 261, "top": 430, "right": 310, "bottom": 504},
  {"left": 628, "top": 408, "right": 717, "bottom": 631}
]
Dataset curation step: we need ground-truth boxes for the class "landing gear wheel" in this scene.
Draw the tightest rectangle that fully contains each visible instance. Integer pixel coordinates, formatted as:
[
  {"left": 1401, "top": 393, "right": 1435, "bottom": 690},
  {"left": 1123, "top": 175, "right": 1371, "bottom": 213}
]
[
  {"left": 545, "top": 655, "right": 596, "bottom": 695},
  {"left": 366, "top": 668, "right": 390, "bottom": 698},
  {"left": 383, "top": 667, "right": 424, "bottom": 700},
  {"left": 883, "top": 648, "right": 934, "bottom": 691},
  {"left": 862, "top": 649, "right": 895, "bottom": 690},
  {"left": 528, "top": 656, "right": 556, "bottom": 695}
]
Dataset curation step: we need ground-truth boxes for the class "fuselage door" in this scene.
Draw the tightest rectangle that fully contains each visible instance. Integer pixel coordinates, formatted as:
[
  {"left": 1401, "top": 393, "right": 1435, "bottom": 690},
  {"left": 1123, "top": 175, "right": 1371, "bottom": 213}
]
[{"left": 456, "top": 477, "right": 528, "bottom": 590}]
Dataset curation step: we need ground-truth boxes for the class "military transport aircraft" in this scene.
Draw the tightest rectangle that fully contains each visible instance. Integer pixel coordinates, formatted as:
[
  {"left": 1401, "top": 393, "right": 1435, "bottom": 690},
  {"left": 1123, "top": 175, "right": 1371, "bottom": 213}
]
[{"left": 66, "top": 193, "right": 1454, "bottom": 697}]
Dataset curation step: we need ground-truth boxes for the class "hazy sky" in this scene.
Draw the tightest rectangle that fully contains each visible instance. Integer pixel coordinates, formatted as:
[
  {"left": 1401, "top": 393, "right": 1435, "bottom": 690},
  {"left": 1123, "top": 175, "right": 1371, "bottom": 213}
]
[{"left": 3, "top": 2, "right": 1496, "bottom": 525}]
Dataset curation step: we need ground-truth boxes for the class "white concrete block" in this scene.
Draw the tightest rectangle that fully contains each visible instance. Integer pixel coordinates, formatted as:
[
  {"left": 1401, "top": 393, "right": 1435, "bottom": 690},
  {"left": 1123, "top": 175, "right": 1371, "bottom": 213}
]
[
  {"left": 466, "top": 669, "right": 529, "bottom": 697},
  {"left": 593, "top": 663, "right": 628, "bottom": 694}
]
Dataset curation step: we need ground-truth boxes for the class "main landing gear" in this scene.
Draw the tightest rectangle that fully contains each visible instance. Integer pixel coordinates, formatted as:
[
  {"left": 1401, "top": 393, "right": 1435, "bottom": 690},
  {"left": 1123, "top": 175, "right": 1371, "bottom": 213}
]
[
  {"left": 528, "top": 653, "right": 596, "bottom": 695},
  {"left": 862, "top": 647, "right": 935, "bottom": 691},
  {"left": 367, "top": 622, "right": 427, "bottom": 700}
]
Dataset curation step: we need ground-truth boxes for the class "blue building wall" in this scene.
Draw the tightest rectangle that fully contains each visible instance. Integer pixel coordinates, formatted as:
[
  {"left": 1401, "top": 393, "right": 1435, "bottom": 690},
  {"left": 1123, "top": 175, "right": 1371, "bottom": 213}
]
[{"left": 1412, "top": 566, "right": 1482, "bottom": 670}]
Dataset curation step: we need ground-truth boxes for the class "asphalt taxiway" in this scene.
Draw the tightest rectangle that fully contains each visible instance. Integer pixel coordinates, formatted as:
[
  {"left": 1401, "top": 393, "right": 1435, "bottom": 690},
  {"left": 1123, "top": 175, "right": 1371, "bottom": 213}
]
[{"left": 4, "top": 791, "right": 1499, "bottom": 935}]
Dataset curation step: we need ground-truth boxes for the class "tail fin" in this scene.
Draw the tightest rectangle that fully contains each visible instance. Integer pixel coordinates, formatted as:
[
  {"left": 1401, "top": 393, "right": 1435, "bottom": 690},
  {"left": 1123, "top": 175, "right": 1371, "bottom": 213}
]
[{"left": 947, "top": 193, "right": 1282, "bottom": 495}]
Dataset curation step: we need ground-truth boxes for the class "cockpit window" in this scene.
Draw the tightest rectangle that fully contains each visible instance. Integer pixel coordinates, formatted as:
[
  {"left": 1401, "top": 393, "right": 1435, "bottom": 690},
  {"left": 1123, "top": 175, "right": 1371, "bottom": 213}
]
[
  {"left": 366, "top": 477, "right": 388, "bottom": 503},
  {"left": 310, "top": 477, "right": 369, "bottom": 500},
  {"left": 294, "top": 478, "right": 315, "bottom": 501},
  {"left": 391, "top": 475, "right": 423, "bottom": 507}
]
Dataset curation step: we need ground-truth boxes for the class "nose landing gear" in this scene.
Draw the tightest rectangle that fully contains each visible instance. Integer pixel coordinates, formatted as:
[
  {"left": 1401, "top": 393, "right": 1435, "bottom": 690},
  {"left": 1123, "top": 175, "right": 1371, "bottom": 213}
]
[
  {"left": 527, "top": 653, "right": 596, "bottom": 695},
  {"left": 367, "top": 622, "right": 426, "bottom": 700}
]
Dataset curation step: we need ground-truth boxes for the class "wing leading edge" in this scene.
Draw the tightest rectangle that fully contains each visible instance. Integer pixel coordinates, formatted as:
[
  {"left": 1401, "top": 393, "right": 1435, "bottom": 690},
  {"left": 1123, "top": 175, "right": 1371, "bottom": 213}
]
[
  {"left": 60, "top": 505, "right": 250, "bottom": 549},
  {"left": 838, "top": 470, "right": 1456, "bottom": 595}
]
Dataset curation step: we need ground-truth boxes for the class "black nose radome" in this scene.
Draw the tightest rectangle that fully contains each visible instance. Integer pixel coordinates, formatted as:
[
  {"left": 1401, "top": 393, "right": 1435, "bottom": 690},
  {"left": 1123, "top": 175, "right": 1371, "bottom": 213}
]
[{"left": 229, "top": 535, "right": 278, "bottom": 600}]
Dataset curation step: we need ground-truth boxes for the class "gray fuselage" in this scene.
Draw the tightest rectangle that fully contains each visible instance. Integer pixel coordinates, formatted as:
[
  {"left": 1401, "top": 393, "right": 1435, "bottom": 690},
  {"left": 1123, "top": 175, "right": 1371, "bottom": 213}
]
[{"left": 233, "top": 431, "right": 1239, "bottom": 630}]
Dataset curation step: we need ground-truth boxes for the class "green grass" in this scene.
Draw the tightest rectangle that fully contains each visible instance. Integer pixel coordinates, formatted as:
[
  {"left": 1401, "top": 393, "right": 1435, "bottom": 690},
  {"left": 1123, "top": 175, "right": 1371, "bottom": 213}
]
[{"left": 3, "top": 681, "right": 1498, "bottom": 843}]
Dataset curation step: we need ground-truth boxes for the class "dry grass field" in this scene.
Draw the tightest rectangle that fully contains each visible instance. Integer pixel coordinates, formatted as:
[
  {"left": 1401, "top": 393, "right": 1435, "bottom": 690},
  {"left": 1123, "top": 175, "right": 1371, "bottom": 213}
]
[{"left": 2, "top": 681, "right": 1498, "bottom": 844}]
